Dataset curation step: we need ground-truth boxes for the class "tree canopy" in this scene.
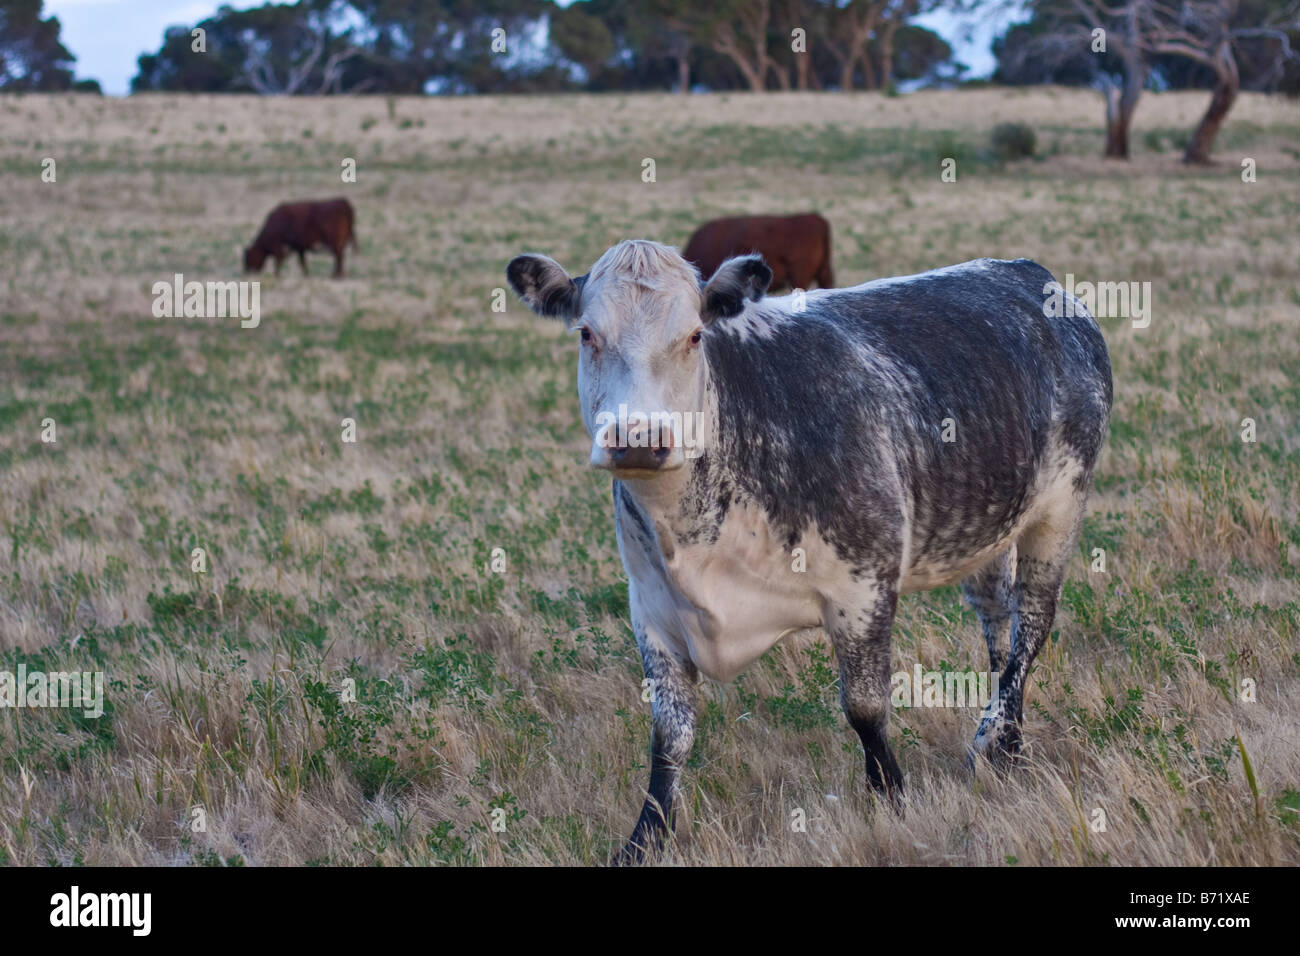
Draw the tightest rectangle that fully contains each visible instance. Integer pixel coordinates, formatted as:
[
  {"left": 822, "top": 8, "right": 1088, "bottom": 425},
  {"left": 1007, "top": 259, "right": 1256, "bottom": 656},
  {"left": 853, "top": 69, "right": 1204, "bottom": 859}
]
[
  {"left": 126, "top": 0, "right": 961, "bottom": 94},
  {"left": 0, "top": 0, "right": 99, "bottom": 92}
]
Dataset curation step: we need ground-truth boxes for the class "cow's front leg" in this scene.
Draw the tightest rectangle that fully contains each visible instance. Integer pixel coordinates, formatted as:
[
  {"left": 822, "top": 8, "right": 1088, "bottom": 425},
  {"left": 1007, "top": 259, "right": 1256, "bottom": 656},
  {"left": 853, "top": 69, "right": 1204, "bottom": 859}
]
[
  {"left": 614, "top": 633, "right": 697, "bottom": 865},
  {"left": 826, "top": 581, "right": 904, "bottom": 804}
]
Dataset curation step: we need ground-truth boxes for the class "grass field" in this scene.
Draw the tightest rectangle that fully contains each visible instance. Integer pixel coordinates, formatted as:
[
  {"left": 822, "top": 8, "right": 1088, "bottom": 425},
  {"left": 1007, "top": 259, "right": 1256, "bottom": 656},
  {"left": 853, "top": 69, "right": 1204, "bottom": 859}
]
[{"left": 1, "top": 87, "right": 1298, "bottom": 866}]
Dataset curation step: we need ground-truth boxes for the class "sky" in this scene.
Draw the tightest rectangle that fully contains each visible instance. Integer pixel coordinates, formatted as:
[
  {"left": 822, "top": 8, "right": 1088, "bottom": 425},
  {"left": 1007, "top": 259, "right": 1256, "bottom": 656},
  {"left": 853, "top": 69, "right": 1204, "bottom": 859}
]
[
  {"left": 46, "top": 0, "right": 263, "bottom": 94},
  {"left": 46, "top": 0, "right": 1016, "bottom": 97}
]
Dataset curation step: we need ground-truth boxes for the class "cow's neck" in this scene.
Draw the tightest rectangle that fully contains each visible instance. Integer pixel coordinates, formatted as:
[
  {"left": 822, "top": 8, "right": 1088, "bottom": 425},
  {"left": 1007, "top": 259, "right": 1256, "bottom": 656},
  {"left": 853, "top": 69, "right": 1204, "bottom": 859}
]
[
  {"left": 616, "top": 458, "right": 699, "bottom": 522},
  {"left": 616, "top": 454, "right": 737, "bottom": 554}
]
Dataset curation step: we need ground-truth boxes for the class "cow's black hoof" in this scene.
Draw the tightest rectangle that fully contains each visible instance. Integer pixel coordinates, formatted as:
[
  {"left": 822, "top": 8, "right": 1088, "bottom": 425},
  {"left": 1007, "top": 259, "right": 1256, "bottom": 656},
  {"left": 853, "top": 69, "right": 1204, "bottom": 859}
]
[
  {"left": 611, "top": 836, "right": 655, "bottom": 866},
  {"left": 610, "top": 845, "right": 641, "bottom": 867},
  {"left": 969, "top": 714, "right": 1024, "bottom": 773}
]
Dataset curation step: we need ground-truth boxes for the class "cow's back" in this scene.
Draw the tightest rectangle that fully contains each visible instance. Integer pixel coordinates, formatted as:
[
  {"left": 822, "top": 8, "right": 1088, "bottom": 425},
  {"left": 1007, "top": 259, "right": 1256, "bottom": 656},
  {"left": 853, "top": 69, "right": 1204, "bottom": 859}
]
[
  {"left": 684, "top": 214, "right": 830, "bottom": 287},
  {"left": 703, "top": 258, "right": 1111, "bottom": 573},
  {"left": 256, "top": 199, "right": 353, "bottom": 251},
  {"left": 840, "top": 258, "right": 1111, "bottom": 461}
]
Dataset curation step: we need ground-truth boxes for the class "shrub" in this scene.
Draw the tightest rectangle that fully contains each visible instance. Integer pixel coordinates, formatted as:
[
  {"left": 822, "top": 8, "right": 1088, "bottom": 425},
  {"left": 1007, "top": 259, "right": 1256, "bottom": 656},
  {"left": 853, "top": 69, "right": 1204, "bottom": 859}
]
[{"left": 991, "top": 122, "right": 1036, "bottom": 161}]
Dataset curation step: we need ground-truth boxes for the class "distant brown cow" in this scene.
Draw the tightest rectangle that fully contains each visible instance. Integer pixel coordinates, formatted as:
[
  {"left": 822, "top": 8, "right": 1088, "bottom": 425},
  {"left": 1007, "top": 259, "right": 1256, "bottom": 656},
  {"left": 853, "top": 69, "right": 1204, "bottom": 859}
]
[
  {"left": 682, "top": 213, "right": 833, "bottom": 291},
  {"left": 244, "top": 198, "right": 357, "bottom": 278}
]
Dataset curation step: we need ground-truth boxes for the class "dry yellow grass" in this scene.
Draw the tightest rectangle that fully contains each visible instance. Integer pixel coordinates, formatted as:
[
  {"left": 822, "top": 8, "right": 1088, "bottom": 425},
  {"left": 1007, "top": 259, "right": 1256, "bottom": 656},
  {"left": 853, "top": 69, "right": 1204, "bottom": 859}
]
[{"left": 0, "top": 88, "right": 1297, "bottom": 866}]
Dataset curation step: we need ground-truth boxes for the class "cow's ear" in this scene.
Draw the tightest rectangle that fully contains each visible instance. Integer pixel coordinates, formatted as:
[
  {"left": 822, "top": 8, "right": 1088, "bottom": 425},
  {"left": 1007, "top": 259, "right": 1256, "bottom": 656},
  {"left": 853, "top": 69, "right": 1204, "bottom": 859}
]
[
  {"left": 507, "top": 254, "right": 585, "bottom": 321},
  {"left": 701, "top": 254, "right": 771, "bottom": 323}
]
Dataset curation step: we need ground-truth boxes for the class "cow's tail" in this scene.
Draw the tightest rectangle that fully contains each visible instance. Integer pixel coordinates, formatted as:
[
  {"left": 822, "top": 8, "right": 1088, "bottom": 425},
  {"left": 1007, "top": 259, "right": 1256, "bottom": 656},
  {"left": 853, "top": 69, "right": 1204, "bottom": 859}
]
[{"left": 349, "top": 224, "right": 359, "bottom": 252}]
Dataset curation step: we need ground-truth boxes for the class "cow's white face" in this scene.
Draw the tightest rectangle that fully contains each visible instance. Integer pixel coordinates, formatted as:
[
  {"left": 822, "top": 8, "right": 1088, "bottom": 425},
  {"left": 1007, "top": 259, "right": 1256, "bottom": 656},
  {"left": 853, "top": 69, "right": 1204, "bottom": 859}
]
[
  {"left": 507, "top": 240, "right": 771, "bottom": 480},
  {"left": 574, "top": 272, "right": 708, "bottom": 477}
]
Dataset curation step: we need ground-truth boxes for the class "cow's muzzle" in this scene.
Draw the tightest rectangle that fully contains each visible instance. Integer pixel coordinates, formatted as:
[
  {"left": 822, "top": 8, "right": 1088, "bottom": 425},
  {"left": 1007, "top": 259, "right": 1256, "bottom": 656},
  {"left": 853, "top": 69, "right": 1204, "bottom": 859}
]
[{"left": 590, "top": 417, "right": 683, "bottom": 477}]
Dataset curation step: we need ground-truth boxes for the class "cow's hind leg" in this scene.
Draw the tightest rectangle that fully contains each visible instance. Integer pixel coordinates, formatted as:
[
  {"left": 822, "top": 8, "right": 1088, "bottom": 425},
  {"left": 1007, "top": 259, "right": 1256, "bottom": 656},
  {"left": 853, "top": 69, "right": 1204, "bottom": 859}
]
[
  {"left": 971, "top": 505, "right": 1082, "bottom": 768},
  {"left": 826, "top": 581, "right": 904, "bottom": 804},
  {"left": 961, "top": 546, "right": 1016, "bottom": 675},
  {"left": 614, "top": 634, "right": 697, "bottom": 865}
]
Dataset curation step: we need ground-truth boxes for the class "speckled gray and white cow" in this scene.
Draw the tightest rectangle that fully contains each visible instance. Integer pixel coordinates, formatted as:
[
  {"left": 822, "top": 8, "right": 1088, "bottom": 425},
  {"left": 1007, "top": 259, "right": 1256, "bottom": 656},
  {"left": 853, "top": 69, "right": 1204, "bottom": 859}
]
[{"left": 506, "top": 240, "right": 1112, "bottom": 864}]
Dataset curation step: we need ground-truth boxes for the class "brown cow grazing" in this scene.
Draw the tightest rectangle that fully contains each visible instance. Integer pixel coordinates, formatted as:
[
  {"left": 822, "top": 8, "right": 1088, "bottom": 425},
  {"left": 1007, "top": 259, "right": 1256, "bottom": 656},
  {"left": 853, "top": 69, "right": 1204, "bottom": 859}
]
[
  {"left": 244, "top": 198, "right": 357, "bottom": 278},
  {"left": 682, "top": 213, "right": 834, "bottom": 291}
]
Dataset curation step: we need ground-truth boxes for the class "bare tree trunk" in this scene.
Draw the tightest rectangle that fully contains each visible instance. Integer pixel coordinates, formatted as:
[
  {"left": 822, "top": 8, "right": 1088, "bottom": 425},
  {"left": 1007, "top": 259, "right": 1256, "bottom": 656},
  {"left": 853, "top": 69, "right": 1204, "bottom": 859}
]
[
  {"left": 771, "top": 60, "right": 792, "bottom": 89},
  {"left": 730, "top": 56, "right": 767, "bottom": 90},
  {"left": 839, "top": 56, "right": 856, "bottom": 90},
  {"left": 1102, "top": 49, "right": 1145, "bottom": 159},
  {"left": 877, "top": 19, "right": 900, "bottom": 90},
  {"left": 779, "top": 0, "right": 810, "bottom": 89},
  {"left": 1183, "top": 42, "right": 1239, "bottom": 164},
  {"left": 714, "top": 29, "right": 767, "bottom": 90},
  {"left": 711, "top": 2, "right": 772, "bottom": 91},
  {"left": 822, "top": 33, "right": 852, "bottom": 89},
  {"left": 1103, "top": 81, "right": 1128, "bottom": 157},
  {"left": 672, "top": 34, "right": 690, "bottom": 94},
  {"left": 822, "top": 37, "right": 852, "bottom": 90},
  {"left": 825, "top": 0, "right": 881, "bottom": 91},
  {"left": 860, "top": 51, "right": 878, "bottom": 90}
]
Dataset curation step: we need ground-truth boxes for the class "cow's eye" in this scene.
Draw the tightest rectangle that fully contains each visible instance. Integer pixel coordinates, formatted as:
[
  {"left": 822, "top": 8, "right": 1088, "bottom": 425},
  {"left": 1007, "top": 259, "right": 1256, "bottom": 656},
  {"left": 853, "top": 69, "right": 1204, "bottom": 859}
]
[
  {"left": 689, "top": 329, "right": 703, "bottom": 346},
  {"left": 580, "top": 327, "right": 593, "bottom": 344}
]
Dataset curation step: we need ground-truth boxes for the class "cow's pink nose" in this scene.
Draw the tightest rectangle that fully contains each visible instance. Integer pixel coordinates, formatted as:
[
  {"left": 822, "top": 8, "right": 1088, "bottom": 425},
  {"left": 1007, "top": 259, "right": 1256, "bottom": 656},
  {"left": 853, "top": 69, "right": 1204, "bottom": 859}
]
[{"left": 609, "top": 422, "right": 674, "bottom": 471}]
